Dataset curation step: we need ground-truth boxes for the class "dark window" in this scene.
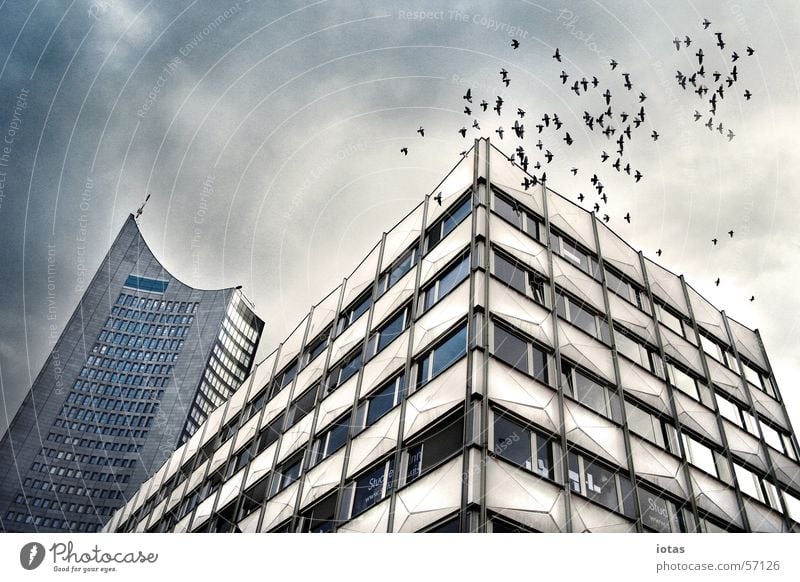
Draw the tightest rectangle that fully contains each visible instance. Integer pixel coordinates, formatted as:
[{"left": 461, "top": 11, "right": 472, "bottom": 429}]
[
  {"left": 123, "top": 275, "right": 169, "bottom": 294},
  {"left": 346, "top": 459, "right": 394, "bottom": 518},
  {"left": 303, "top": 328, "right": 330, "bottom": 366},
  {"left": 270, "top": 452, "right": 304, "bottom": 496},
  {"left": 493, "top": 252, "right": 526, "bottom": 294},
  {"left": 492, "top": 411, "right": 554, "bottom": 478},
  {"left": 256, "top": 413, "right": 284, "bottom": 453},
  {"left": 492, "top": 190, "right": 543, "bottom": 241},
  {"left": 556, "top": 292, "right": 610, "bottom": 343},
  {"left": 309, "top": 415, "right": 350, "bottom": 467},
  {"left": 325, "top": 345, "right": 363, "bottom": 395},
  {"left": 416, "top": 324, "right": 468, "bottom": 388},
  {"left": 367, "top": 306, "right": 410, "bottom": 358},
  {"left": 425, "top": 196, "right": 471, "bottom": 252},
  {"left": 356, "top": 373, "right": 405, "bottom": 430},
  {"left": 406, "top": 413, "right": 464, "bottom": 483},
  {"left": 299, "top": 493, "right": 337, "bottom": 533},
  {"left": 624, "top": 399, "right": 678, "bottom": 452},
  {"left": 287, "top": 385, "right": 318, "bottom": 426},
  {"left": 492, "top": 322, "right": 548, "bottom": 383},
  {"left": 568, "top": 450, "right": 635, "bottom": 517},
  {"left": 337, "top": 291, "right": 372, "bottom": 335},
  {"left": 562, "top": 362, "right": 622, "bottom": 422},
  {"left": 272, "top": 362, "right": 298, "bottom": 396},
  {"left": 378, "top": 247, "right": 418, "bottom": 295},
  {"left": 238, "top": 477, "right": 269, "bottom": 521},
  {"left": 421, "top": 252, "right": 470, "bottom": 311}
]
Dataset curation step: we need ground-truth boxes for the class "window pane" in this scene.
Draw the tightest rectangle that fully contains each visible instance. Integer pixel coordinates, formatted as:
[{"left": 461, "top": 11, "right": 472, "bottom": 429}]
[
  {"left": 494, "top": 325, "right": 528, "bottom": 373},
  {"left": 366, "top": 376, "right": 402, "bottom": 427},
  {"left": 573, "top": 370, "right": 607, "bottom": 417},
  {"left": 493, "top": 414, "right": 532, "bottom": 469},
  {"left": 377, "top": 309, "right": 407, "bottom": 352},
  {"left": 325, "top": 419, "right": 350, "bottom": 456},
  {"left": 583, "top": 459, "right": 618, "bottom": 511},
  {"left": 734, "top": 463, "right": 761, "bottom": 501},
  {"left": 625, "top": 401, "right": 663, "bottom": 448},
  {"left": 339, "top": 351, "right": 362, "bottom": 385},
  {"left": 716, "top": 395, "right": 743, "bottom": 428},
  {"left": 352, "top": 460, "right": 393, "bottom": 516},
  {"left": 442, "top": 198, "right": 471, "bottom": 235},
  {"left": 416, "top": 416, "right": 463, "bottom": 475},
  {"left": 561, "top": 239, "right": 587, "bottom": 270},
  {"left": 494, "top": 195, "right": 523, "bottom": 228},
  {"left": 638, "top": 488, "right": 675, "bottom": 532},
  {"left": 431, "top": 326, "right": 468, "bottom": 377},
  {"left": 569, "top": 301, "right": 598, "bottom": 338},
  {"left": 605, "top": 269, "right": 631, "bottom": 302},
  {"left": 387, "top": 248, "right": 416, "bottom": 289},
  {"left": 615, "top": 331, "right": 641, "bottom": 364},
  {"left": 534, "top": 433, "right": 553, "bottom": 479},
  {"left": 683, "top": 435, "right": 717, "bottom": 476},
  {"left": 568, "top": 451, "right": 581, "bottom": 493},
  {"left": 494, "top": 253, "right": 526, "bottom": 294},
  {"left": 436, "top": 254, "right": 470, "bottom": 300}
]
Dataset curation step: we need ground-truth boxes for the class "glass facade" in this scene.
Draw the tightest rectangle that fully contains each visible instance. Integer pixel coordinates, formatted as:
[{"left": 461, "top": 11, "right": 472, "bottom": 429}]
[{"left": 105, "top": 140, "right": 800, "bottom": 534}]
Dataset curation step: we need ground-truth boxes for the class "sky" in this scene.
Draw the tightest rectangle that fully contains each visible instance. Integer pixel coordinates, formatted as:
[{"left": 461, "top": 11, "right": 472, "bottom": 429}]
[{"left": 0, "top": 0, "right": 798, "bottom": 437}]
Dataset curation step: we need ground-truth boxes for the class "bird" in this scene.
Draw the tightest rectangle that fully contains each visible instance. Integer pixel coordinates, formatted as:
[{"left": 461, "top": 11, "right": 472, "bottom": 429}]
[
  {"left": 463, "top": 88, "right": 472, "bottom": 102},
  {"left": 544, "top": 150, "right": 554, "bottom": 163},
  {"left": 517, "top": 108, "right": 525, "bottom": 117},
  {"left": 560, "top": 70, "right": 569, "bottom": 84},
  {"left": 610, "top": 59, "right": 618, "bottom": 70},
  {"left": 594, "top": 203, "right": 601, "bottom": 212},
  {"left": 493, "top": 96, "right": 503, "bottom": 115},
  {"left": 727, "top": 129, "right": 735, "bottom": 141},
  {"left": 434, "top": 192, "right": 442, "bottom": 205},
  {"left": 464, "top": 106, "right": 472, "bottom": 115},
  {"left": 400, "top": 147, "right": 408, "bottom": 155},
  {"left": 553, "top": 48, "right": 561, "bottom": 62},
  {"left": 512, "top": 119, "right": 524, "bottom": 138},
  {"left": 693, "top": 110, "right": 702, "bottom": 121},
  {"left": 702, "top": 18, "right": 711, "bottom": 29},
  {"left": 603, "top": 214, "right": 610, "bottom": 223},
  {"left": 749, "top": 295, "right": 755, "bottom": 302},
  {"left": 563, "top": 132, "right": 573, "bottom": 146},
  {"left": 715, "top": 278, "right": 720, "bottom": 286},
  {"left": 592, "top": 76, "right": 599, "bottom": 87},
  {"left": 717, "top": 122, "right": 724, "bottom": 134},
  {"left": 578, "top": 193, "right": 585, "bottom": 202},
  {"left": 746, "top": 46, "right": 755, "bottom": 56},
  {"left": 684, "top": 35, "right": 692, "bottom": 47},
  {"left": 480, "top": 100, "right": 488, "bottom": 112},
  {"left": 634, "top": 170, "right": 643, "bottom": 182},
  {"left": 624, "top": 212, "right": 631, "bottom": 223},
  {"left": 651, "top": 130, "right": 659, "bottom": 141},
  {"left": 495, "top": 127, "right": 504, "bottom": 139},
  {"left": 417, "top": 126, "right": 424, "bottom": 137},
  {"left": 656, "top": 249, "right": 662, "bottom": 256},
  {"left": 600, "top": 193, "right": 608, "bottom": 204},
  {"left": 728, "top": 230, "right": 734, "bottom": 238},
  {"left": 731, "top": 51, "right": 739, "bottom": 62},
  {"left": 712, "top": 238, "right": 718, "bottom": 245},
  {"left": 612, "top": 158, "right": 621, "bottom": 171},
  {"left": 511, "top": 39, "right": 520, "bottom": 49},
  {"left": 458, "top": 127, "right": 467, "bottom": 138},
  {"left": 744, "top": 90, "right": 752, "bottom": 100},
  {"left": 603, "top": 89, "right": 612, "bottom": 105},
  {"left": 673, "top": 37, "right": 681, "bottom": 51},
  {"left": 570, "top": 167, "right": 578, "bottom": 176},
  {"left": 472, "top": 120, "right": 480, "bottom": 129},
  {"left": 715, "top": 32, "right": 725, "bottom": 50},
  {"left": 696, "top": 48, "right": 704, "bottom": 65},
  {"left": 639, "top": 92, "right": 647, "bottom": 103},
  {"left": 502, "top": 77, "right": 510, "bottom": 87},
  {"left": 623, "top": 73, "right": 632, "bottom": 90},
  {"left": 600, "top": 151, "right": 610, "bottom": 162}
]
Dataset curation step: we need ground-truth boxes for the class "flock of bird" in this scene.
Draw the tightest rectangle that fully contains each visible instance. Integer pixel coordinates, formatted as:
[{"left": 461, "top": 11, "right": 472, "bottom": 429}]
[{"left": 398, "top": 19, "right": 755, "bottom": 301}]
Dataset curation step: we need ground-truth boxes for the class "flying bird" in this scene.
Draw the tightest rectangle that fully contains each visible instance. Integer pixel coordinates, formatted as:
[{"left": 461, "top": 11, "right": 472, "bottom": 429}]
[
  {"left": 601, "top": 151, "right": 610, "bottom": 162},
  {"left": 634, "top": 170, "right": 643, "bottom": 182},
  {"left": 623, "top": 73, "right": 632, "bottom": 90},
  {"left": 749, "top": 295, "right": 755, "bottom": 302},
  {"left": 715, "top": 32, "right": 725, "bottom": 50},
  {"left": 417, "top": 126, "right": 424, "bottom": 137},
  {"left": 744, "top": 90, "right": 752, "bottom": 100},
  {"left": 553, "top": 48, "right": 561, "bottom": 62},
  {"left": 673, "top": 37, "right": 681, "bottom": 51},
  {"left": 712, "top": 238, "right": 718, "bottom": 245},
  {"left": 727, "top": 129, "right": 735, "bottom": 141},
  {"left": 560, "top": 70, "right": 569, "bottom": 84},
  {"left": 480, "top": 100, "right": 488, "bottom": 111},
  {"left": 464, "top": 106, "right": 472, "bottom": 115},
  {"left": 696, "top": 48, "right": 704, "bottom": 65},
  {"left": 458, "top": 127, "right": 467, "bottom": 138},
  {"left": 495, "top": 127, "right": 504, "bottom": 139},
  {"left": 603, "top": 214, "right": 610, "bottom": 223},
  {"left": 728, "top": 230, "right": 734, "bottom": 238},
  {"left": 639, "top": 92, "right": 647, "bottom": 103},
  {"left": 517, "top": 108, "right": 526, "bottom": 117},
  {"left": 731, "top": 51, "right": 739, "bottom": 62},
  {"left": 656, "top": 249, "right": 662, "bottom": 256},
  {"left": 570, "top": 167, "right": 578, "bottom": 176},
  {"left": 511, "top": 39, "right": 520, "bottom": 49},
  {"left": 434, "top": 192, "right": 442, "bottom": 205},
  {"left": 610, "top": 59, "right": 618, "bottom": 70},
  {"left": 746, "top": 46, "right": 755, "bottom": 56},
  {"left": 693, "top": 110, "right": 702, "bottom": 121},
  {"left": 563, "top": 132, "right": 573, "bottom": 146},
  {"left": 651, "top": 130, "right": 659, "bottom": 141},
  {"left": 400, "top": 147, "right": 408, "bottom": 156},
  {"left": 578, "top": 193, "right": 585, "bottom": 202},
  {"left": 624, "top": 212, "right": 631, "bottom": 223},
  {"left": 684, "top": 35, "right": 692, "bottom": 47},
  {"left": 463, "top": 88, "right": 472, "bottom": 102},
  {"left": 715, "top": 278, "right": 720, "bottom": 286},
  {"left": 702, "top": 18, "right": 711, "bottom": 29}
]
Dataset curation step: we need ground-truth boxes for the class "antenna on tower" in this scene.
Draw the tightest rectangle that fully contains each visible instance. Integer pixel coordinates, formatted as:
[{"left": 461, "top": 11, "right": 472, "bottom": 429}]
[{"left": 135, "top": 193, "right": 151, "bottom": 221}]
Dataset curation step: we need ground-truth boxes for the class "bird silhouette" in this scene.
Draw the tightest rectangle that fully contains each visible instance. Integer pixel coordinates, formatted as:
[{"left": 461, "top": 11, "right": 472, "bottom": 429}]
[
  {"left": 494, "top": 96, "right": 503, "bottom": 115},
  {"left": 495, "top": 127, "right": 504, "bottom": 139},
  {"left": 702, "top": 18, "right": 711, "bottom": 29},
  {"left": 512, "top": 119, "right": 524, "bottom": 138},
  {"left": 570, "top": 167, "right": 578, "bottom": 176},
  {"left": 693, "top": 110, "right": 702, "bottom": 121},
  {"left": 623, "top": 73, "right": 632, "bottom": 90},
  {"left": 712, "top": 238, "right": 718, "bottom": 245},
  {"left": 578, "top": 193, "right": 585, "bottom": 202},
  {"left": 639, "top": 92, "right": 647, "bottom": 103},
  {"left": 600, "top": 193, "right": 608, "bottom": 204},
  {"left": 511, "top": 39, "right": 520, "bottom": 49},
  {"left": 480, "top": 100, "right": 488, "bottom": 111},
  {"left": 463, "top": 88, "right": 472, "bottom": 102},
  {"left": 417, "top": 126, "right": 424, "bottom": 137},
  {"left": 544, "top": 150, "right": 554, "bottom": 163},
  {"left": 400, "top": 147, "right": 408, "bottom": 156},
  {"left": 564, "top": 132, "right": 573, "bottom": 146},
  {"left": 594, "top": 202, "right": 601, "bottom": 212},
  {"left": 731, "top": 51, "right": 739, "bottom": 62},
  {"left": 517, "top": 108, "right": 525, "bottom": 117},
  {"left": 464, "top": 106, "right": 472, "bottom": 115},
  {"left": 624, "top": 212, "right": 631, "bottom": 223},
  {"left": 749, "top": 295, "right": 755, "bottom": 302},
  {"left": 603, "top": 214, "right": 610, "bottom": 223},
  {"left": 634, "top": 170, "right": 643, "bottom": 182},
  {"left": 610, "top": 59, "right": 618, "bottom": 70},
  {"left": 744, "top": 90, "right": 752, "bottom": 100},
  {"left": 715, "top": 32, "right": 725, "bottom": 50},
  {"left": 434, "top": 192, "right": 443, "bottom": 205},
  {"left": 601, "top": 151, "right": 610, "bottom": 162},
  {"left": 728, "top": 230, "right": 734, "bottom": 238},
  {"left": 673, "top": 37, "right": 681, "bottom": 51},
  {"left": 560, "top": 70, "right": 569, "bottom": 84},
  {"left": 746, "top": 46, "right": 755, "bottom": 56},
  {"left": 696, "top": 48, "right": 704, "bottom": 65},
  {"left": 684, "top": 35, "right": 692, "bottom": 47},
  {"left": 472, "top": 120, "right": 480, "bottom": 129},
  {"left": 727, "top": 129, "right": 735, "bottom": 141},
  {"left": 458, "top": 127, "right": 467, "bottom": 138},
  {"left": 651, "top": 130, "right": 659, "bottom": 141},
  {"left": 553, "top": 48, "right": 561, "bottom": 62},
  {"left": 656, "top": 249, "right": 662, "bottom": 256},
  {"left": 715, "top": 278, "right": 720, "bottom": 286}
]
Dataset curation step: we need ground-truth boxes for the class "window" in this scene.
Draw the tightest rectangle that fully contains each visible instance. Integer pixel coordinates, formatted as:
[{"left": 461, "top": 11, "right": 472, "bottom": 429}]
[
  {"left": 299, "top": 493, "right": 337, "bottom": 533},
  {"left": 492, "top": 322, "right": 548, "bottom": 383},
  {"left": 225, "top": 442, "right": 253, "bottom": 479},
  {"left": 302, "top": 328, "right": 330, "bottom": 366},
  {"left": 492, "top": 411, "right": 554, "bottom": 478},
  {"left": 415, "top": 323, "right": 468, "bottom": 388},
  {"left": 340, "top": 458, "right": 395, "bottom": 520},
  {"left": 378, "top": 246, "right": 418, "bottom": 296},
  {"left": 733, "top": 462, "right": 780, "bottom": 509},
  {"left": 605, "top": 266, "right": 649, "bottom": 313},
  {"left": 556, "top": 291, "right": 610, "bottom": 344},
  {"left": 287, "top": 385, "right": 318, "bottom": 427},
  {"left": 655, "top": 303, "right": 686, "bottom": 339},
  {"left": 782, "top": 489, "right": 800, "bottom": 523},
  {"left": 355, "top": 373, "right": 404, "bottom": 432},
  {"left": 624, "top": 399, "right": 679, "bottom": 452},
  {"left": 367, "top": 305, "right": 410, "bottom": 358},
  {"left": 425, "top": 195, "right": 471, "bottom": 252},
  {"left": 492, "top": 190, "right": 543, "bottom": 242},
  {"left": 638, "top": 487, "right": 686, "bottom": 532},
  {"left": 420, "top": 252, "right": 470, "bottom": 311},
  {"left": 492, "top": 249, "right": 547, "bottom": 305},
  {"left": 270, "top": 452, "right": 304, "bottom": 496},
  {"left": 325, "top": 345, "right": 363, "bottom": 395},
  {"left": 699, "top": 333, "right": 730, "bottom": 367},
  {"left": 716, "top": 393, "right": 745, "bottom": 429},
  {"left": 682, "top": 433, "right": 719, "bottom": 477},
  {"left": 741, "top": 360, "right": 777, "bottom": 398},
  {"left": 562, "top": 362, "right": 622, "bottom": 422},
  {"left": 336, "top": 290, "right": 373, "bottom": 336},
  {"left": 666, "top": 362, "right": 713, "bottom": 407},
  {"left": 272, "top": 361, "right": 298, "bottom": 396},
  {"left": 256, "top": 413, "right": 284, "bottom": 454},
  {"left": 550, "top": 230, "right": 598, "bottom": 278},
  {"left": 242, "top": 388, "right": 267, "bottom": 422},
  {"left": 405, "top": 413, "right": 464, "bottom": 483},
  {"left": 238, "top": 476, "right": 269, "bottom": 521},
  {"left": 615, "top": 328, "right": 663, "bottom": 377},
  {"left": 568, "top": 450, "right": 635, "bottom": 517},
  {"left": 309, "top": 415, "right": 350, "bottom": 467}
]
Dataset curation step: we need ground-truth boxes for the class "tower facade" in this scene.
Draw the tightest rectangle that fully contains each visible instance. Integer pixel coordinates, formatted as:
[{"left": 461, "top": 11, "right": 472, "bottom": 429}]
[
  {"left": 0, "top": 215, "right": 263, "bottom": 532},
  {"left": 106, "top": 140, "right": 800, "bottom": 533}
]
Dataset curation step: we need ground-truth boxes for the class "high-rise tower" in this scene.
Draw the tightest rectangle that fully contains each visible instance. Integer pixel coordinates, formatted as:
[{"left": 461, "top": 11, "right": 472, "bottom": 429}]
[
  {"left": 0, "top": 215, "right": 263, "bottom": 532},
  {"left": 106, "top": 140, "right": 800, "bottom": 533}
]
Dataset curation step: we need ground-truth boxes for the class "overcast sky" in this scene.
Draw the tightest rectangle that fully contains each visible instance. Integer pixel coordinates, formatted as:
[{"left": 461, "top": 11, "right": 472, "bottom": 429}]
[{"left": 0, "top": 0, "right": 798, "bottom": 437}]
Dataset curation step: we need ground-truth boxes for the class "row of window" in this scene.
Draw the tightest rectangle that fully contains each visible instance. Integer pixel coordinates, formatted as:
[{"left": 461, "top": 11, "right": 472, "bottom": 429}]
[
  {"left": 4, "top": 511, "right": 103, "bottom": 532},
  {"left": 110, "top": 306, "right": 193, "bottom": 325},
  {"left": 116, "top": 293, "right": 197, "bottom": 314},
  {"left": 52, "top": 417, "right": 148, "bottom": 440},
  {"left": 40, "top": 447, "right": 137, "bottom": 469},
  {"left": 45, "top": 432, "right": 142, "bottom": 454},
  {"left": 21, "top": 478, "right": 124, "bottom": 501},
  {"left": 72, "top": 381, "right": 164, "bottom": 401},
  {"left": 28, "top": 461, "right": 132, "bottom": 484}
]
